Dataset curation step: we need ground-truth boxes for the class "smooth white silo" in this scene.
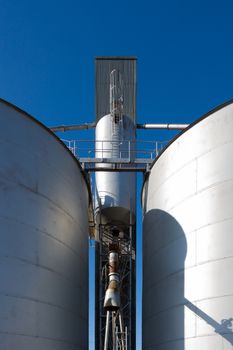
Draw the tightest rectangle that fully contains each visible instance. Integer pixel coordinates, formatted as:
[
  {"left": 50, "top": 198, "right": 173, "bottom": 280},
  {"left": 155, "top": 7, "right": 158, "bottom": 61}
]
[
  {"left": 95, "top": 113, "right": 136, "bottom": 225},
  {"left": 0, "top": 99, "right": 90, "bottom": 350},
  {"left": 142, "top": 101, "right": 233, "bottom": 349}
]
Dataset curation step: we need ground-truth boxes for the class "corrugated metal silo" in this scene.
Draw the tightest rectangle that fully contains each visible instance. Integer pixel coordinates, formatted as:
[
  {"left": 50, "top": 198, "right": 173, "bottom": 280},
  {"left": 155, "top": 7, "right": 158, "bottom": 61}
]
[
  {"left": 142, "top": 101, "right": 233, "bottom": 349},
  {"left": 0, "top": 99, "right": 90, "bottom": 350}
]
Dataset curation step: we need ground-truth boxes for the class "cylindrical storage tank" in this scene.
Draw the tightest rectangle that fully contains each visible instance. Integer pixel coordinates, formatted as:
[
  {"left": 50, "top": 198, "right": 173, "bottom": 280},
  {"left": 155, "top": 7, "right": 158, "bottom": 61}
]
[
  {"left": 95, "top": 114, "right": 136, "bottom": 225},
  {"left": 0, "top": 99, "right": 90, "bottom": 350},
  {"left": 142, "top": 101, "right": 233, "bottom": 349}
]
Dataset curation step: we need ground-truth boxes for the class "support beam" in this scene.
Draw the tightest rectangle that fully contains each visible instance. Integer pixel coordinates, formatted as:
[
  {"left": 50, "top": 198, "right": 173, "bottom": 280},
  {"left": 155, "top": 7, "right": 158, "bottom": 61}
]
[
  {"left": 50, "top": 122, "right": 189, "bottom": 132},
  {"left": 50, "top": 122, "right": 96, "bottom": 132}
]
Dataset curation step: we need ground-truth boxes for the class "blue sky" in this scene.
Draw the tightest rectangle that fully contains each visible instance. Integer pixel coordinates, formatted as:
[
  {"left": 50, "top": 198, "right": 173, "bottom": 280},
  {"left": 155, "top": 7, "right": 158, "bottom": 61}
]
[{"left": 1, "top": 0, "right": 233, "bottom": 348}]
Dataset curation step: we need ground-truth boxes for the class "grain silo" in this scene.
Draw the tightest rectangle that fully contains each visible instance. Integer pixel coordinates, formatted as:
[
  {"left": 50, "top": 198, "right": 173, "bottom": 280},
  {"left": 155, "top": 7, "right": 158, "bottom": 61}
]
[
  {"left": 4, "top": 56, "right": 233, "bottom": 350},
  {"left": 0, "top": 99, "right": 90, "bottom": 350},
  {"left": 142, "top": 100, "right": 233, "bottom": 349}
]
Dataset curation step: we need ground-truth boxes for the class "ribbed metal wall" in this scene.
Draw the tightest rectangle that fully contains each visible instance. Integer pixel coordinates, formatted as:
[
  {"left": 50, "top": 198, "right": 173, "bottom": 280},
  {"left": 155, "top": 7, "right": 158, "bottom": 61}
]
[
  {"left": 95, "top": 57, "right": 136, "bottom": 122},
  {"left": 142, "top": 101, "right": 233, "bottom": 349},
  {"left": 0, "top": 100, "right": 90, "bottom": 349}
]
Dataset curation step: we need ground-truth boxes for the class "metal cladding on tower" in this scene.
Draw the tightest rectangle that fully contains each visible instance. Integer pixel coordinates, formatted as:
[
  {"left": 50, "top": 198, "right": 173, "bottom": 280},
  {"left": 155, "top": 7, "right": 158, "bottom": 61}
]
[
  {"left": 95, "top": 57, "right": 137, "bottom": 350},
  {"left": 0, "top": 99, "right": 90, "bottom": 350},
  {"left": 95, "top": 58, "right": 137, "bottom": 226},
  {"left": 142, "top": 101, "right": 233, "bottom": 350}
]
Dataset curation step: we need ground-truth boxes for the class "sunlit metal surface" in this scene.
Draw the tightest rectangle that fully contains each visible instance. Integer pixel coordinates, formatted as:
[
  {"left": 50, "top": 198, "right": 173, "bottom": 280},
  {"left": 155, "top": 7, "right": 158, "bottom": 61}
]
[
  {"left": 0, "top": 100, "right": 90, "bottom": 350},
  {"left": 142, "top": 101, "right": 233, "bottom": 349},
  {"left": 95, "top": 114, "right": 136, "bottom": 225},
  {"left": 137, "top": 123, "right": 189, "bottom": 129}
]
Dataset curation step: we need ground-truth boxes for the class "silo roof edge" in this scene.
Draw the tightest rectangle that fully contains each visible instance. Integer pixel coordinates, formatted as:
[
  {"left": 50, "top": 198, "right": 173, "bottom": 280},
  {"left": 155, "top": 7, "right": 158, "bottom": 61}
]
[
  {"left": 141, "top": 98, "right": 233, "bottom": 206},
  {"left": 0, "top": 97, "right": 92, "bottom": 205}
]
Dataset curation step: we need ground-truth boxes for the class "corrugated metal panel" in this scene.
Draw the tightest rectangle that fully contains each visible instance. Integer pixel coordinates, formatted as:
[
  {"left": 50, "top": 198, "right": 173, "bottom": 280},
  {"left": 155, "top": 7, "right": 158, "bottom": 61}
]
[{"left": 95, "top": 57, "right": 137, "bottom": 122}]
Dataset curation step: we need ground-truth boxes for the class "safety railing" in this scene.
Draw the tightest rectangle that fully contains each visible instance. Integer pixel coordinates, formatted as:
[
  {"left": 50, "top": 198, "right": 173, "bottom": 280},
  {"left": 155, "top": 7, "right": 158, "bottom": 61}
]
[{"left": 62, "top": 139, "right": 169, "bottom": 161}]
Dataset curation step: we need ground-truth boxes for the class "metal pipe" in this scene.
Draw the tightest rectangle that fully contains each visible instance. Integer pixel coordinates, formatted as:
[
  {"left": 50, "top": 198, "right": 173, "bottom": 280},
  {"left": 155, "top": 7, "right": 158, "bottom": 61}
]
[
  {"left": 136, "top": 123, "right": 189, "bottom": 130},
  {"left": 50, "top": 122, "right": 96, "bottom": 132},
  {"left": 119, "top": 311, "right": 124, "bottom": 334},
  {"left": 112, "top": 312, "right": 116, "bottom": 350},
  {"left": 104, "top": 311, "right": 110, "bottom": 350},
  {"left": 119, "top": 311, "right": 125, "bottom": 350},
  {"left": 109, "top": 251, "right": 119, "bottom": 273},
  {"left": 125, "top": 326, "right": 128, "bottom": 350},
  {"left": 86, "top": 167, "right": 147, "bottom": 172},
  {"left": 104, "top": 252, "right": 120, "bottom": 311},
  {"left": 50, "top": 122, "right": 189, "bottom": 132}
]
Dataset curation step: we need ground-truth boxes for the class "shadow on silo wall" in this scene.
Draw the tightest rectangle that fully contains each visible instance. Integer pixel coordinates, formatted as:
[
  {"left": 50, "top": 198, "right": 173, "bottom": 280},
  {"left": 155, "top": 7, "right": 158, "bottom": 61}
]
[
  {"left": 142, "top": 209, "right": 186, "bottom": 350},
  {"left": 142, "top": 209, "right": 233, "bottom": 349}
]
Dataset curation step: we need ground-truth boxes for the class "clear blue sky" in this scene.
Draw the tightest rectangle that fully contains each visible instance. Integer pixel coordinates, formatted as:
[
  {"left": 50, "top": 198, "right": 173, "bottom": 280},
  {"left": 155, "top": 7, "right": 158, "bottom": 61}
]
[{"left": 1, "top": 0, "right": 233, "bottom": 349}]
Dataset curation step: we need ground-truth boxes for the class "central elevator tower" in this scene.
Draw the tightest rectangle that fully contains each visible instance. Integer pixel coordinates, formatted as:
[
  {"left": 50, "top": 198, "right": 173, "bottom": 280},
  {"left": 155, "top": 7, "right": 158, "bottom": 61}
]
[{"left": 95, "top": 57, "right": 137, "bottom": 350}]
